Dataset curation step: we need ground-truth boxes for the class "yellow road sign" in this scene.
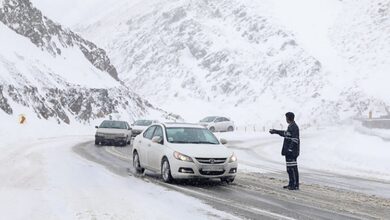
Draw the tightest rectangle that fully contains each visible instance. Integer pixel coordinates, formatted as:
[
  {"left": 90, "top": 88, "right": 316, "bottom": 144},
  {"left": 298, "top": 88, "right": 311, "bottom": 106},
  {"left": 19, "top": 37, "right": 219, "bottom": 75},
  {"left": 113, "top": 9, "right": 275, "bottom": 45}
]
[{"left": 19, "top": 114, "right": 27, "bottom": 125}]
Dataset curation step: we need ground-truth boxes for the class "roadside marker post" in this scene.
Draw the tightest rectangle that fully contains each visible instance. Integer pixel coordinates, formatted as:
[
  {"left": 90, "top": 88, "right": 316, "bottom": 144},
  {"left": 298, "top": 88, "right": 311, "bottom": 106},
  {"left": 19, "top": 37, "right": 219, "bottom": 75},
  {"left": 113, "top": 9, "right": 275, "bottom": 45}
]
[{"left": 19, "top": 114, "right": 27, "bottom": 125}]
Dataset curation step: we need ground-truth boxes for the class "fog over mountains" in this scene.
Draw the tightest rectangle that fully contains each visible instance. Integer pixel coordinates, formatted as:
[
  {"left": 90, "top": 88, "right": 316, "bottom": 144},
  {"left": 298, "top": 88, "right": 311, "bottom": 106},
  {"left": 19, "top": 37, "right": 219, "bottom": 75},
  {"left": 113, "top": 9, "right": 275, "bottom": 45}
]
[
  {"left": 1, "top": 0, "right": 389, "bottom": 126},
  {"left": 63, "top": 0, "right": 390, "bottom": 125}
]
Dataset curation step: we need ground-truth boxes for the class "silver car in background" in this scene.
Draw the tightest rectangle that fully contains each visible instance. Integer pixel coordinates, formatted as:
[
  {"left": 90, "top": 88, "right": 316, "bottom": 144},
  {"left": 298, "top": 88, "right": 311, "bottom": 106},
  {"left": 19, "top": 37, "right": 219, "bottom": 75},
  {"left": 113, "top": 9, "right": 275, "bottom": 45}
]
[
  {"left": 131, "top": 119, "right": 159, "bottom": 137},
  {"left": 95, "top": 120, "right": 132, "bottom": 146},
  {"left": 199, "top": 116, "right": 235, "bottom": 132}
]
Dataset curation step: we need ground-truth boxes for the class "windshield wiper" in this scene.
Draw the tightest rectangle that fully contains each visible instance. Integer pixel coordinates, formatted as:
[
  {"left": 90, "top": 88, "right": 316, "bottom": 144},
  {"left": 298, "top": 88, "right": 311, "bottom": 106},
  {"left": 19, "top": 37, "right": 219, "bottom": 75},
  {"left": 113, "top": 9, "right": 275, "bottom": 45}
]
[
  {"left": 192, "top": 141, "right": 218, "bottom": 144},
  {"left": 170, "top": 141, "right": 192, "bottom": 144}
]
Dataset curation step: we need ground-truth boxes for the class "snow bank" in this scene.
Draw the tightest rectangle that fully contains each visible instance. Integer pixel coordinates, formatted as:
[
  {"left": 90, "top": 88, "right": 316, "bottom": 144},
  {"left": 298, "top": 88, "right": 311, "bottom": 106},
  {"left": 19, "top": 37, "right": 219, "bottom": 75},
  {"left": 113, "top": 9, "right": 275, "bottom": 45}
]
[
  {"left": 222, "top": 126, "right": 390, "bottom": 181},
  {"left": 0, "top": 136, "right": 237, "bottom": 220}
]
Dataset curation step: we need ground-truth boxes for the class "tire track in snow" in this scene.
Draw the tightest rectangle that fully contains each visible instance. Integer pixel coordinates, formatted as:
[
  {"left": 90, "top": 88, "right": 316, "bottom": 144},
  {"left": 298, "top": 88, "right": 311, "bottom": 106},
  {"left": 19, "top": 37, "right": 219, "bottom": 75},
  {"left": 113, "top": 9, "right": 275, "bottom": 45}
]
[{"left": 74, "top": 141, "right": 390, "bottom": 220}]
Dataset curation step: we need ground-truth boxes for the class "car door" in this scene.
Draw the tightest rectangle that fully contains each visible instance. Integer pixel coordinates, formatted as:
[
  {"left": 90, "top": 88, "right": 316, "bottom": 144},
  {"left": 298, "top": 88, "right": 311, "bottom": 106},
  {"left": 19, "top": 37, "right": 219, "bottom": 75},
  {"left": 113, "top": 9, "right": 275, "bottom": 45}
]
[
  {"left": 139, "top": 126, "right": 156, "bottom": 168},
  {"left": 221, "top": 117, "right": 230, "bottom": 131},
  {"left": 148, "top": 125, "right": 165, "bottom": 171},
  {"left": 214, "top": 117, "right": 224, "bottom": 131}
]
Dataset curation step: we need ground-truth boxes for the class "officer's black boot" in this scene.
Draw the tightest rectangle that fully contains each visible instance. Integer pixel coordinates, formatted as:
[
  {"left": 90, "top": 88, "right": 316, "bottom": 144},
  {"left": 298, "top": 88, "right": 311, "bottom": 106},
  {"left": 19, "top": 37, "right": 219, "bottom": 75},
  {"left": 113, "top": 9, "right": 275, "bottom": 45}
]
[
  {"left": 285, "top": 167, "right": 294, "bottom": 189},
  {"left": 294, "top": 165, "right": 299, "bottom": 190},
  {"left": 288, "top": 165, "right": 299, "bottom": 190}
]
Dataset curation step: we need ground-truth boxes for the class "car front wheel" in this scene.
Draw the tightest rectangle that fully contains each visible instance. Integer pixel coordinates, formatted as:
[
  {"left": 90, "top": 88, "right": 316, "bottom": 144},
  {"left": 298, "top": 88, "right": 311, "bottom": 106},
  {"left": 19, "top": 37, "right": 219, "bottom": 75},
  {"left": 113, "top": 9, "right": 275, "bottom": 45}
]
[
  {"left": 209, "top": 127, "right": 215, "bottom": 132},
  {"left": 227, "top": 126, "right": 234, "bottom": 132},
  {"left": 133, "top": 152, "right": 144, "bottom": 174},
  {"left": 161, "top": 158, "right": 173, "bottom": 183}
]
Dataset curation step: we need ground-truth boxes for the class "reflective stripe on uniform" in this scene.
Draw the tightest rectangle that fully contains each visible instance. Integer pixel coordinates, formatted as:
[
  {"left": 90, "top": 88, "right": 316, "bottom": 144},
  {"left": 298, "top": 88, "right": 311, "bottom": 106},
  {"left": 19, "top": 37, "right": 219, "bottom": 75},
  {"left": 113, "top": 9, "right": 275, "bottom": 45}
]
[{"left": 286, "top": 161, "right": 297, "bottom": 167}]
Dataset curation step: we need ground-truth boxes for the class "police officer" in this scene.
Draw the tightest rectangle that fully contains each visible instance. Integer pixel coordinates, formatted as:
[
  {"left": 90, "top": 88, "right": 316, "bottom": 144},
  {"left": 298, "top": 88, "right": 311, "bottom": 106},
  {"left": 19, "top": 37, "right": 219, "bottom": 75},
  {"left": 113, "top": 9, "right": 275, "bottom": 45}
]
[{"left": 269, "top": 112, "right": 300, "bottom": 190}]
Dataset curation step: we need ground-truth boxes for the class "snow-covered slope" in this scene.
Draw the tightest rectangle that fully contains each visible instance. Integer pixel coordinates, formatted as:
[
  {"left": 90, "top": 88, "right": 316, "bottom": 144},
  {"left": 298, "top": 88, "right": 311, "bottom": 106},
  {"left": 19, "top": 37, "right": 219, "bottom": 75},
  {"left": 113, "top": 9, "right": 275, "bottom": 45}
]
[
  {"left": 72, "top": 0, "right": 327, "bottom": 124},
  {"left": 0, "top": 0, "right": 179, "bottom": 125},
  {"left": 330, "top": 0, "right": 390, "bottom": 104},
  {"left": 30, "top": 0, "right": 390, "bottom": 125}
]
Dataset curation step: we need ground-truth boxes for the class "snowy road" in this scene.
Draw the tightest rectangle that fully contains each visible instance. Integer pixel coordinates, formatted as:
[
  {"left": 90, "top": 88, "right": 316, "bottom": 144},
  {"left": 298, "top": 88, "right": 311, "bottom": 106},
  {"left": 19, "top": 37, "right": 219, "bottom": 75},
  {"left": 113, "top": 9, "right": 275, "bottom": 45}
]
[
  {"left": 75, "top": 139, "right": 390, "bottom": 220},
  {"left": 0, "top": 136, "right": 238, "bottom": 220}
]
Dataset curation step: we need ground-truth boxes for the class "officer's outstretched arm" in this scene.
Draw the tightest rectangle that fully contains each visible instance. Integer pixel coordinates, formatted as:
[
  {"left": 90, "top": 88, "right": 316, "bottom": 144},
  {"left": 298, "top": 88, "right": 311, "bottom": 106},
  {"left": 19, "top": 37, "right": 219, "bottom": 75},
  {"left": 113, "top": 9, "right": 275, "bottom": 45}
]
[{"left": 272, "top": 129, "right": 288, "bottom": 137}]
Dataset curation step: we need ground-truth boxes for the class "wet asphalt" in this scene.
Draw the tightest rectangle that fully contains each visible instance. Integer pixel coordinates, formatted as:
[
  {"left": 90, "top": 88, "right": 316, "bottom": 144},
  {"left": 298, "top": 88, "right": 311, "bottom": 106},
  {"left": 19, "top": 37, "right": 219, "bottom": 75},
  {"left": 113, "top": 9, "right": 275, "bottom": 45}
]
[{"left": 73, "top": 141, "right": 390, "bottom": 220}]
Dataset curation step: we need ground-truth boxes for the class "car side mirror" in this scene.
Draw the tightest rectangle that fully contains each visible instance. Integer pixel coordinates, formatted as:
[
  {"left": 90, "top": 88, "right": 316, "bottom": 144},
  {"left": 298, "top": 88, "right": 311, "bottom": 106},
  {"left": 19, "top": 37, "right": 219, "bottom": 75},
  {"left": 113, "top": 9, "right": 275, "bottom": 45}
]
[
  {"left": 220, "top": 138, "right": 227, "bottom": 145},
  {"left": 95, "top": 126, "right": 99, "bottom": 129},
  {"left": 152, "top": 136, "right": 163, "bottom": 144},
  {"left": 128, "top": 127, "right": 132, "bottom": 130}
]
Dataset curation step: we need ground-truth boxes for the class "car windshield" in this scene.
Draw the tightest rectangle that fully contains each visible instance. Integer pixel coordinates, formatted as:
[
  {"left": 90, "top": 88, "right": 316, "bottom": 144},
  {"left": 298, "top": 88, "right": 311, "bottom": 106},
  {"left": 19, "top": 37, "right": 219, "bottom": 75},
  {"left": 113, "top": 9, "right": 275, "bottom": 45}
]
[
  {"left": 200, "top": 116, "right": 217, "bottom": 123},
  {"left": 166, "top": 127, "right": 219, "bottom": 144},
  {"left": 134, "top": 120, "right": 153, "bottom": 126},
  {"left": 99, "top": 121, "right": 127, "bottom": 129}
]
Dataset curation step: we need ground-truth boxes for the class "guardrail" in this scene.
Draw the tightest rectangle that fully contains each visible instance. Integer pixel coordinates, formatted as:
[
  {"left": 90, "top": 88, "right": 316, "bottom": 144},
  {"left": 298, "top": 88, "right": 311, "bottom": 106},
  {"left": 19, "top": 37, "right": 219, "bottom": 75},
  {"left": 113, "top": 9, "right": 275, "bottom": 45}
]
[
  {"left": 361, "top": 119, "right": 390, "bottom": 129},
  {"left": 235, "top": 123, "right": 285, "bottom": 132}
]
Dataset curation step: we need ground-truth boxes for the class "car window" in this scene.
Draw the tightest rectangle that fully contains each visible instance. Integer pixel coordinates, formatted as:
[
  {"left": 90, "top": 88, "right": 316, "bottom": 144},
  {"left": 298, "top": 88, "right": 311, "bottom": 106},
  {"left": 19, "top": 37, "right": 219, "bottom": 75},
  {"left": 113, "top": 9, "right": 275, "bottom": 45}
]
[
  {"left": 153, "top": 126, "right": 163, "bottom": 138},
  {"left": 222, "top": 117, "right": 230, "bottom": 122},
  {"left": 134, "top": 120, "right": 153, "bottom": 126},
  {"left": 143, "top": 126, "right": 156, "bottom": 139},
  {"left": 166, "top": 127, "right": 219, "bottom": 144},
  {"left": 200, "top": 116, "right": 217, "bottom": 122},
  {"left": 99, "top": 121, "right": 127, "bottom": 129},
  {"left": 215, "top": 117, "right": 223, "bottom": 122}
]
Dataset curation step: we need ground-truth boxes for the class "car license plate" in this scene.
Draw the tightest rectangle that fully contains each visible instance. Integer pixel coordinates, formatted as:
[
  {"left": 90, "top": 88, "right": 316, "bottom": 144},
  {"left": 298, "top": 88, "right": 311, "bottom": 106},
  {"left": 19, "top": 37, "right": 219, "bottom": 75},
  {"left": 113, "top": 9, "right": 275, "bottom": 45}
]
[{"left": 201, "top": 165, "right": 224, "bottom": 172}]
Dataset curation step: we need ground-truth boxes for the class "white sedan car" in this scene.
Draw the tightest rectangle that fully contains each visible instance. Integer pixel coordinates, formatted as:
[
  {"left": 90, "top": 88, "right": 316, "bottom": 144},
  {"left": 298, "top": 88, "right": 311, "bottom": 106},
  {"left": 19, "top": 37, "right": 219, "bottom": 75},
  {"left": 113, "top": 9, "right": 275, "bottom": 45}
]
[
  {"left": 95, "top": 120, "right": 132, "bottom": 146},
  {"left": 132, "top": 123, "right": 238, "bottom": 183},
  {"left": 199, "top": 116, "right": 235, "bottom": 132},
  {"left": 131, "top": 119, "right": 159, "bottom": 138}
]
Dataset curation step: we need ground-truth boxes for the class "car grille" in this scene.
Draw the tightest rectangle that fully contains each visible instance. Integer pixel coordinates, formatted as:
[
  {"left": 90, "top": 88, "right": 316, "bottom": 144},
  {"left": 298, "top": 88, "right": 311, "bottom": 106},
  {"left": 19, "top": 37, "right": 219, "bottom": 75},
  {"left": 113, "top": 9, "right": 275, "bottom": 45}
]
[
  {"left": 103, "top": 134, "right": 121, "bottom": 138},
  {"left": 199, "top": 170, "right": 225, "bottom": 176},
  {"left": 196, "top": 158, "right": 227, "bottom": 164}
]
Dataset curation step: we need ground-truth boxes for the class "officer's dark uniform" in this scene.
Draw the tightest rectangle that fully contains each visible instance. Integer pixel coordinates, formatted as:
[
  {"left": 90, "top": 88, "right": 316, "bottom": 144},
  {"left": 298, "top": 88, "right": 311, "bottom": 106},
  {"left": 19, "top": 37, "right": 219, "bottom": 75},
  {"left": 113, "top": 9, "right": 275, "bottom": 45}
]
[{"left": 273, "top": 122, "right": 300, "bottom": 189}]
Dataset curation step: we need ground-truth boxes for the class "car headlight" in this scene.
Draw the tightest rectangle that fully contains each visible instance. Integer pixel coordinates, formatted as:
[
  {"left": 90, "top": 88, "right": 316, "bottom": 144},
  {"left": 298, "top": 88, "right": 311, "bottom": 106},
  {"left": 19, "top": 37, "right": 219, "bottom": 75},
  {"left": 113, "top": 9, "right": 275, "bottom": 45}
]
[
  {"left": 173, "top": 151, "right": 193, "bottom": 162},
  {"left": 229, "top": 153, "right": 237, "bottom": 163}
]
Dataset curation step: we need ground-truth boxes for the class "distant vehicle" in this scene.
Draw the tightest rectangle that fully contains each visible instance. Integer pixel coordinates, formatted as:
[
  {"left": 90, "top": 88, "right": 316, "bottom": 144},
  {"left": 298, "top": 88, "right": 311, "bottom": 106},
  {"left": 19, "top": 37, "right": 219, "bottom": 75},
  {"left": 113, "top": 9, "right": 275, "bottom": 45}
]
[
  {"left": 131, "top": 119, "right": 159, "bottom": 137},
  {"left": 95, "top": 120, "right": 132, "bottom": 146},
  {"left": 199, "top": 116, "right": 235, "bottom": 132},
  {"left": 132, "top": 122, "right": 237, "bottom": 183}
]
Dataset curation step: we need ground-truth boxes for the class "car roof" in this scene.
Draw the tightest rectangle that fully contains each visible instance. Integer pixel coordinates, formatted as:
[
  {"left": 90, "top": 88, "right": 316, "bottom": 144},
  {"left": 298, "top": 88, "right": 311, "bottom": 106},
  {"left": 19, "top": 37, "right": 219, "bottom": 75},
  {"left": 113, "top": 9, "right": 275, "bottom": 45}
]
[
  {"left": 162, "top": 122, "right": 204, "bottom": 129},
  {"left": 102, "top": 120, "right": 127, "bottom": 122}
]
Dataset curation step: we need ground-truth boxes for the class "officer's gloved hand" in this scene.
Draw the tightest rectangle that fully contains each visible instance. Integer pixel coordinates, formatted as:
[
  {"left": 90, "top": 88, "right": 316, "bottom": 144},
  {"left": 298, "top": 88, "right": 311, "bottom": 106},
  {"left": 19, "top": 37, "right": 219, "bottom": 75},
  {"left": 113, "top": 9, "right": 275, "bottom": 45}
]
[{"left": 269, "top": 129, "right": 276, "bottom": 134}]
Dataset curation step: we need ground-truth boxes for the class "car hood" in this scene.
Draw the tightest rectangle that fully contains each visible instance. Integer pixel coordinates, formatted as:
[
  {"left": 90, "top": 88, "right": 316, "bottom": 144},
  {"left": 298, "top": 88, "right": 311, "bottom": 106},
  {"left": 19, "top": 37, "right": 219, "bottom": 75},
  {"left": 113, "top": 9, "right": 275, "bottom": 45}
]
[
  {"left": 97, "top": 128, "right": 126, "bottom": 134},
  {"left": 132, "top": 125, "right": 148, "bottom": 131},
  {"left": 168, "top": 144, "right": 233, "bottom": 158}
]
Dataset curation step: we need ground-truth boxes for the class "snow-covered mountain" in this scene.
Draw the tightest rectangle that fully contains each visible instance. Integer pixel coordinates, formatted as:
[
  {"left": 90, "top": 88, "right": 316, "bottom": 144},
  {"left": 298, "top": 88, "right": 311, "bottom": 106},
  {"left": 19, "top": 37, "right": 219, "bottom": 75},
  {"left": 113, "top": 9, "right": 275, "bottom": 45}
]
[
  {"left": 330, "top": 0, "right": 390, "bottom": 105},
  {"left": 27, "top": 0, "right": 390, "bottom": 126},
  {"left": 0, "top": 0, "right": 179, "bottom": 125},
  {"left": 68, "top": 0, "right": 326, "bottom": 124},
  {"left": 54, "top": 0, "right": 386, "bottom": 125}
]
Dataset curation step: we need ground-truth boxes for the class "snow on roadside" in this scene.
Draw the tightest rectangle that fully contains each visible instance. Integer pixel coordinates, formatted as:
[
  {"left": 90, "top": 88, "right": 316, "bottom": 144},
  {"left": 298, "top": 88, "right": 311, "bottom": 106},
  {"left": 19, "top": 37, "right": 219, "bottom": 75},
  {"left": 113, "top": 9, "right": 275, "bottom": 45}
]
[
  {"left": 0, "top": 134, "right": 239, "bottom": 220},
  {"left": 218, "top": 127, "right": 390, "bottom": 181}
]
